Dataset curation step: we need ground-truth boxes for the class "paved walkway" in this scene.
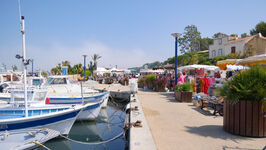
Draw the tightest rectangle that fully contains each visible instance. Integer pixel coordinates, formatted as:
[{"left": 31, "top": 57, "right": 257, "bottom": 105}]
[{"left": 137, "top": 90, "right": 265, "bottom": 150}]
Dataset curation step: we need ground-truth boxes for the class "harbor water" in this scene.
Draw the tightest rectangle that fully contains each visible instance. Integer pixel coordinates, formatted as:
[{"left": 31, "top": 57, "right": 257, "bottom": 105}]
[{"left": 37, "top": 101, "right": 128, "bottom": 150}]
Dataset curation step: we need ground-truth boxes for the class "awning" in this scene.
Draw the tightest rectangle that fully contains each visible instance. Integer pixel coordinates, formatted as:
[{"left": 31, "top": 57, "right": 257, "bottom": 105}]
[
  {"left": 236, "top": 54, "right": 266, "bottom": 66},
  {"left": 216, "top": 59, "right": 241, "bottom": 70}
]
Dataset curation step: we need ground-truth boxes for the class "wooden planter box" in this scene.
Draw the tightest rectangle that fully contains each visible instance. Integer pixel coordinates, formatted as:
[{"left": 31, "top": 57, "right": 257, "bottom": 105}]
[
  {"left": 138, "top": 83, "right": 144, "bottom": 88},
  {"left": 175, "top": 91, "right": 181, "bottom": 100},
  {"left": 223, "top": 100, "right": 266, "bottom": 137},
  {"left": 175, "top": 91, "right": 192, "bottom": 102}
]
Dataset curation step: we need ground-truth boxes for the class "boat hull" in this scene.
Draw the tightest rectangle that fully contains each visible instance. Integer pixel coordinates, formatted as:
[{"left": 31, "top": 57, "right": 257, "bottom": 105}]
[
  {"left": 101, "top": 92, "right": 110, "bottom": 108},
  {"left": 77, "top": 102, "right": 102, "bottom": 120},
  {"left": 0, "top": 107, "right": 82, "bottom": 135},
  {"left": 48, "top": 92, "right": 108, "bottom": 105}
]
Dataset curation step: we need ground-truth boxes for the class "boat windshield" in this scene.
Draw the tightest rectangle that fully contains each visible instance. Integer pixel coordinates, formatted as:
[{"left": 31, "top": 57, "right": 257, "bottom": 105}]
[
  {"left": 33, "top": 91, "right": 47, "bottom": 101},
  {"left": 47, "top": 77, "right": 67, "bottom": 85},
  {"left": 32, "top": 79, "right": 43, "bottom": 86},
  {"left": 47, "top": 77, "right": 53, "bottom": 84}
]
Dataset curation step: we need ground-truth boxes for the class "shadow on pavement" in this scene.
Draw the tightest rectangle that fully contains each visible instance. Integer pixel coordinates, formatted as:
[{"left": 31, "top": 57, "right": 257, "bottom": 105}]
[
  {"left": 222, "top": 145, "right": 261, "bottom": 150},
  {"left": 159, "top": 92, "right": 180, "bottom": 103},
  {"left": 184, "top": 125, "right": 249, "bottom": 143},
  {"left": 188, "top": 104, "right": 215, "bottom": 116}
]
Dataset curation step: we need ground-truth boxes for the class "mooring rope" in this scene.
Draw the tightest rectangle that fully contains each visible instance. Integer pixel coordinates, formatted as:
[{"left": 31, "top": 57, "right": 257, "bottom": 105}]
[
  {"left": 31, "top": 141, "right": 51, "bottom": 150},
  {"left": 59, "top": 130, "right": 125, "bottom": 145}
]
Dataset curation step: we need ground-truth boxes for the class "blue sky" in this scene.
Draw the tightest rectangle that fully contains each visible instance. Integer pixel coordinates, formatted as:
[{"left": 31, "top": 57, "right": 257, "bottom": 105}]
[{"left": 0, "top": 0, "right": 265, "bottom": 71}]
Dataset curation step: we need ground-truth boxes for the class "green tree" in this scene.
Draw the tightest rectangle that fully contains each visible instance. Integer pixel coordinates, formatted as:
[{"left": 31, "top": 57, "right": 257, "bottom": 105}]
[
  {"left": 250, "top": 21, "right": 266, "bottom": 37},
  {"left": 50, "top": 63, "right": 63, "bottom": 75},
  {"left": 230, "top": 34, "right": 238, "bottom": 37},
  {"left": 72, "top": 63, "right": 83, "bottom": 74},
  {"left": 81, "top": 70, "right": 91, "bottom": 77},
  {"left": 51, "top": 67, "right": 60, "bottom": 75},
  {"left": 241, "top": 33, "right": 248, "bottom": 38},
  {"left": 213, "top": 32, "right": 227, "bottom": 38},
  {"left": 178, "top": 25, "right": 201, "bottom": 53},
  {"left": 12, "top": 65, "right": 18, "bottom": 71},
  {"left": 61, "top": 60, "right": 70, "bottom": 66},
  {"left": 199, "top": 37, "right": 213, "bottom": 51},
  {"left": 91, "top": 54, "right": 102, "bottom": 70},
  {"left": 41, "top": 71, "right": 48, "bottom": 77}
]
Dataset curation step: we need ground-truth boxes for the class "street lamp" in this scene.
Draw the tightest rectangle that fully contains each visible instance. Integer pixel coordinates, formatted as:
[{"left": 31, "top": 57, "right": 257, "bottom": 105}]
[
  {"left": 171, "top": 33, "right": 182, "bottom": 86},
  {"left": 82, "top": 55, "right": 87, "bottom": 80}
]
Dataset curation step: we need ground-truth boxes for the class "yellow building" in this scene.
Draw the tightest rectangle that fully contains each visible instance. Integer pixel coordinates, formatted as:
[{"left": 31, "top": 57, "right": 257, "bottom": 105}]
[{"left": 244, "top": 33, "right": 266, "bottom": 57}]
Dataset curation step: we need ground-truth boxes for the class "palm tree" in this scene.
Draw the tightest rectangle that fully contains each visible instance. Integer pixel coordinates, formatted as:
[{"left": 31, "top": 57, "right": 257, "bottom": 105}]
[
  {"left": 91, "top": 54, "right": 101, "bottom": 70},
  {"left": 12, "top": 65, "right": 18, "bottom": 71},
  {"left": 62, "top": 60, "right": 70, "bottom": 66},
  {"left": 73, "top": 63, "right": 83, "bottom": 74}
]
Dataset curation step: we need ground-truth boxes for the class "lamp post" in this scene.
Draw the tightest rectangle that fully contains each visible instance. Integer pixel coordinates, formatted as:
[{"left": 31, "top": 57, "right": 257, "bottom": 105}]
[
  {"left": 82, "top": 55, "right": 87, "bottom": 80},
  {"left": 171, "top": 33, "right": 182, "bottom": 86}
]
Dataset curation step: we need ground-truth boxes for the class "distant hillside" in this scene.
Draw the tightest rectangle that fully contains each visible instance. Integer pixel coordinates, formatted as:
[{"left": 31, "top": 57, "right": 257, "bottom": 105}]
[{"left": 129, "top": 60, "right": 168, "bottom": 72}]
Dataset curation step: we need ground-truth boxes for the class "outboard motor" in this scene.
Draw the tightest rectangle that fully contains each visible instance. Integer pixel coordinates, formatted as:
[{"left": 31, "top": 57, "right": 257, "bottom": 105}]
[{"left": 0, "top": 83, "right": 9, "bottom": 93}]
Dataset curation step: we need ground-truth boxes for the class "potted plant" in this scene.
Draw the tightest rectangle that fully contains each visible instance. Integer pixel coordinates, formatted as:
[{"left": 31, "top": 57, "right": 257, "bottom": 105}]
[
  {"left": 155, "top": 77, "right": 167, "bottom": 92},
  {"left": 220, "top": 66, "right": 266, "bottom": 137},
  {"left": 138, "top": 77, "right": 146, "bottom": 88},
  {"left": 175, "top": 82, "right": 193, "bottom": 102},
  {"left": 146, "top": 74, "right": 157, "bottom": 90}
]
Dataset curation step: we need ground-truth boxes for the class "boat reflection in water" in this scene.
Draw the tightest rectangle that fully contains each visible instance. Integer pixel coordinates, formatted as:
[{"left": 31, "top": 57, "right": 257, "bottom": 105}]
[{"left": 38, "top": 102, "right": 127, "bottom": 150}]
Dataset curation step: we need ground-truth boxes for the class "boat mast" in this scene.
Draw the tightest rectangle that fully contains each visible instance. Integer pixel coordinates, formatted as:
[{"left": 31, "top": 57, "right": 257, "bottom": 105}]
[{"left": 19, "top": 0, "right": 28, "bottom": 117}]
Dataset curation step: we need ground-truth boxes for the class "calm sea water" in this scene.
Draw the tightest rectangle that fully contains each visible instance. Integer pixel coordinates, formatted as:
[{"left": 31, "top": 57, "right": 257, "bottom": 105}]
[{"left": 37, "top": 102, "right": 128, "bottom": 150}]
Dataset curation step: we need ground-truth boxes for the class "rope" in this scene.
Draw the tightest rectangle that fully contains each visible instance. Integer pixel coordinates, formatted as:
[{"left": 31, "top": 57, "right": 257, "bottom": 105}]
[
  {"left": 31, "top": 141, "right": 51, "bottom": 150},
  {"left": 59, "top": 130, "right": 124, "bottom": 145},
  {"left": 17, "top": 140, "right": 51, "bottom": 150}
]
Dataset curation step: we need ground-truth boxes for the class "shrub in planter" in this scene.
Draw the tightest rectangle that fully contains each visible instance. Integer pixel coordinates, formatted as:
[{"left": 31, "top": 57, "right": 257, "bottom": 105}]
[
  {"left": 220, "top": 66, "right": 266, "bottom": 137},
  {"left": 138, "top": 77, "right": 146, "bottom": 88},
  {"left": 146, "top": 74, "right": 157, "bottom": 89},
  {"left": 175, "top": 82, "right": 193, "bottom": 92},
  {"left": 155, "top": 77, "right": 167, "bottom": 92},
  {"left": 175, "top": 82, "right": 193, "bottom": 102}
]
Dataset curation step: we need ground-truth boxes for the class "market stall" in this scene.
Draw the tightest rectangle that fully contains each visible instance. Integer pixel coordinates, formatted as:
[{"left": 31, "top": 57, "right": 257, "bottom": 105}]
[
  {"left": 216, "top": 59, "right": 241, "bottom": 70},
  {"left": 236, "top": 54, "right": 266, "bottom": 66},
  {"left": 178, "top": 64, "right": 220, "bottom": 77}
]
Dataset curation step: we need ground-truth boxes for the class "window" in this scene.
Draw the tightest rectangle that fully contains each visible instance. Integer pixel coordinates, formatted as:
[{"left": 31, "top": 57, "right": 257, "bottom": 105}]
[
  {"left": 218, "top": 38, "right": 222, "bottom": 45},
  {"left": 32, "top": 79, "right": 43, "bottom": 86},
  {"left": 231, "top": 46, "right": 236, "bottom": 54},
  {"left": 212, "top": 50, "right": 216, "bottom": 57},
  {"left": 50, "top": 78, "right": 67, "bottom": 84},
  {"left": 218, "top": 49, "right": 223, "bottom": 56}
]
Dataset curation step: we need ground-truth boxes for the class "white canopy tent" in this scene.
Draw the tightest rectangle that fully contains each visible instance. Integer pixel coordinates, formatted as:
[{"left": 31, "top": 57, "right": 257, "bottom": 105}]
[
  {"left": 226, "top": 65, "right": 250, "bottom": 71},
  {"left": 178, "top": 64, "right": 220, "bottom": 71},
  {"left": 94, "top": 67, "right": 110, "bottom": 75},
  {"left": 140, "top": 69, "right": 165, "bottom": 74}
]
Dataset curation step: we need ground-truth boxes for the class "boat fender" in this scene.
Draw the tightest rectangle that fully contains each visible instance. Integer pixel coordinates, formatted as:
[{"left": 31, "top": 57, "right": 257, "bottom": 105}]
[
  {"left": 1, "top": 130, "right": 9, "bottom": 140},
  {"left": 45, "top": 98, "right": 50, "bottom": 104}
]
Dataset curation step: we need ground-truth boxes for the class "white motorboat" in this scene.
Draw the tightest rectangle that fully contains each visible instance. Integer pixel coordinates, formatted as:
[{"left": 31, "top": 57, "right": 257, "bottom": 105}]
[{"left": 44, "top": 75, "right": 110, "bottom": 108}]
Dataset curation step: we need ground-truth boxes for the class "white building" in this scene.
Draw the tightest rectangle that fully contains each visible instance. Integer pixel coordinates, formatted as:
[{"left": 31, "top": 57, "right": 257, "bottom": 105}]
[{"left": 209, "top": 34, "right": 254, "bottom": 58}]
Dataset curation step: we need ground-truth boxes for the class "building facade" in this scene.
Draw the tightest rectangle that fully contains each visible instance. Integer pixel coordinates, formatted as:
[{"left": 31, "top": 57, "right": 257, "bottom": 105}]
[{"left": 208, "top": 33, "right": 265, "bottom": 59}]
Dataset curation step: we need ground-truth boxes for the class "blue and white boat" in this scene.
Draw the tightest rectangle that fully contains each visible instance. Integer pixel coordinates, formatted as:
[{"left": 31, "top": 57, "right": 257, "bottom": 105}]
[{"left": 0, "top": 89, "right": 86, "bottom": 135}]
